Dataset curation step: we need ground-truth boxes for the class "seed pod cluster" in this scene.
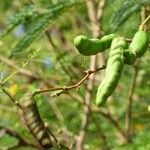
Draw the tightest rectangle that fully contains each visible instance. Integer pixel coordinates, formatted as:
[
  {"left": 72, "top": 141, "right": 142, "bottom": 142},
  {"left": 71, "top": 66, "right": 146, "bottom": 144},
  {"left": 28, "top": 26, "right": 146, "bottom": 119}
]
[
  {"left": 96, "top": 37, "right": 127, "bottom": 106},
  {"left": 74, "top": 34, "right": 117, "bottom": 56},
  {"left": 20, "top": 94, "right": 52, "bottom": 149},
  {"left": 74, "top": 29, "right": 149, "bottom": 106}
]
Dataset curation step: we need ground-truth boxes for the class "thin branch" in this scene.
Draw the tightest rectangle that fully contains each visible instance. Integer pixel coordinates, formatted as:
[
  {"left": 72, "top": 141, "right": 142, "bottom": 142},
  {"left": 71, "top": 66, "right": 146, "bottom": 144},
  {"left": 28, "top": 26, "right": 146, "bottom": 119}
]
[
  {"left": 96, "top": 0, "right": 106, "bottom": 80},
  {"left": 0, "top": 56, "right": 38, "bottom": 80},
  {"left": 97, "top": 0, "right": 105, "bottom": 21},
  {"left": 19, "top": 74, "right": 128, "bottom": 145},
  {"left": 86, "top": 0, "right": 100, "bottom": 37},
  {"left": 32, "top": 65, "right": 106, "bottom": 96},
  {"left": 1, "top": 87, "right": 22, "bottom": 110},
  {"left": 140, "top": 14, "right": 150, "bottom": 30},
  {"left": 0, "top": 56, "right": 59, "bottom": 87},
  {"left": 101, "top": 111, "right": 127, "bottom": 140},
  {"left": 76, "top": 0, "right": 105, "bottom": 149},
  {"left": 90, "top": 112, "right": 110, "bottom": 150},
  {"left": 76, "top": 56, "right": 97, "bottom": 150},
  {"left": 125, "top": 62, "right": 139, "bottom": 143},
  {"left": 45, "top": 30, "right": 78, "bottom": 81},
  {"left": 45, "top": 124, "right": 72, "bottom": 150},
  {"left": 125, "top": 8, "right": 147, "bottom": 143}
]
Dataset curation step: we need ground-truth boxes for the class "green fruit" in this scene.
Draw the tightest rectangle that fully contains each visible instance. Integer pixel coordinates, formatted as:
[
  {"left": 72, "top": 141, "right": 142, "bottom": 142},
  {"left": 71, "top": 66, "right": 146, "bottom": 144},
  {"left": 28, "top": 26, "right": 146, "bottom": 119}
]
[
  {"left": 122, "top": 50, "right": 136, "bottom": 65},
  {"left": 129, "top": 30, "right": 149, "bottom": 57},
  {"left": 96, "top": 37, "right": 127, "bottom": 107},
  {"left": 74, "top": 34, "right": 117, "bottom": 56}
]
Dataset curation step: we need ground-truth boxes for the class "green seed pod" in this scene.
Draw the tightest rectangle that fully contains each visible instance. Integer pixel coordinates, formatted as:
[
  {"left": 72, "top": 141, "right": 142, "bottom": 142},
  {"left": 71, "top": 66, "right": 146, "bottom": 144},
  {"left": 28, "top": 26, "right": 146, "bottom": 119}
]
[
  {"left": 129, "top": 30, "right": 149, "bottom": 57},
  {"left": 121, "top": 50, "right": 136, "bottom": 65},
  {"left": 20, "top": 94, "right": 52, "bottom": 149},
  {"left": 96, "top": 37, "right": 127, "bottom": 107},
  {"left": 74, "top": 34, "right": 117, "bottom": 56}
]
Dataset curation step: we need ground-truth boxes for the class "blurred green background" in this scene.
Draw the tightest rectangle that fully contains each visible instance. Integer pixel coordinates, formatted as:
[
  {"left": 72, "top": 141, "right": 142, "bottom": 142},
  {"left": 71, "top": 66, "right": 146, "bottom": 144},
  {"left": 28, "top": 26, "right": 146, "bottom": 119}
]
[{"left": 0, "top": 0, "right": 150, "bottom": 149}]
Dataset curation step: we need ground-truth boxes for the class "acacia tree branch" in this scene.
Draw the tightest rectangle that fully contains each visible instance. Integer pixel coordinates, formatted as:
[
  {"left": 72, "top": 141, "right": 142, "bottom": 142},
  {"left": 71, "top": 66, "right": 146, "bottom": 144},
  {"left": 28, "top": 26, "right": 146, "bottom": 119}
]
[
  {"left": 90, "top": 112, "right": 110, "bottom": 150},
  {"left": 76, "top": 56, "right": 97, "bottom": 150},
  {"left": 32, "top": 65, "right": 106, "bottom": 96},
  {"left": 125, "top": 55, "right": 139, "bottom": 143},
  {"left": 1, "top": 87, "right": 71, "bottom": 150},
  {"left": 45, "top": 30, "right": 74, "bottom": 79},
  {"left": 97, "top": 0, "right": 105, "bottom": 22},
  {"left": 140, "top": 14, "right": 150, "bottom": 30},
  {"left": 125, "top": 8, "right": 149, "bottom": 143},
  {"left": 86, "top": 0, "right": 100, "bottom": 37},
  {"left": 76, "top": 0, "right": 105, "bottom": 149},
  {"left": 96, "top": 0, "right": 106, "bottom": 80}
]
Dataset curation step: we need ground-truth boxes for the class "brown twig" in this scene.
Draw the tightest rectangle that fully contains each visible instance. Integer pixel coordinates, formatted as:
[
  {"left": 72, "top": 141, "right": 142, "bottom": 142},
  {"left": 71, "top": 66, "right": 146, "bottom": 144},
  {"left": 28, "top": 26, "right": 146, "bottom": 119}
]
[
  {"left": 140, "top": 14, "right": 150, "bottom": 30},
  {"left": 76, "top": 0, "right": 104, "bottom": 149},
  {"left": 32, "top": 75, "right": 130, "bottom": 144},
  {"left": 96, "top": 0, "right": 106, "bottom": 80},
  {"left": 125, "top": 61, "right": 139, "bottom": 143},
  {"left": 76, "top": 56, "right": 97, "bottom": 150},
  {"left": 45, "top": 124, "right": 72, "bottom": 150},
  {"left": 76, "top": 1, "right": 106, "bottom": 149},
  {"left": 1, "top": 87, "right": 22, "bottom": 110},
  {"left": 97, "top": 0, "right": 105, "bottom": 21},
  {"left": 86, "top": 0, "right": 100, "bottom": 37},
  {"left": 32, "top": 65, "right": 106, "bottom": 96},
  {"left": 2, "top": 87, "right": 71, "bottom": 149},
  {"left": 125, "top": 8, "right": 148, "bottom": 143}
]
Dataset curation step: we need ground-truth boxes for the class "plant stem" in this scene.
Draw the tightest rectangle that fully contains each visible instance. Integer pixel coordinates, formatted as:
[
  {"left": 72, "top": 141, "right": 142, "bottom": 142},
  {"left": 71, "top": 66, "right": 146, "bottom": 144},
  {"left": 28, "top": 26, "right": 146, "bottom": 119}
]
[
  {"left": 125, "top": 62, "right": 139, "bottom": 143},
  {"left": 140, "top": 14, "right": 150, "bottom": 30}
]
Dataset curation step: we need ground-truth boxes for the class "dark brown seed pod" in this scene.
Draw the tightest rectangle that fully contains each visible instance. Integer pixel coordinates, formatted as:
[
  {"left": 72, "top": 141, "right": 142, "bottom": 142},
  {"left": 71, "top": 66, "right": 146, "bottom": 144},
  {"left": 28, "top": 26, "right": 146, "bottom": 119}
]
[{"left": 20, "top": 94, "right": 52, "bottom": 149}]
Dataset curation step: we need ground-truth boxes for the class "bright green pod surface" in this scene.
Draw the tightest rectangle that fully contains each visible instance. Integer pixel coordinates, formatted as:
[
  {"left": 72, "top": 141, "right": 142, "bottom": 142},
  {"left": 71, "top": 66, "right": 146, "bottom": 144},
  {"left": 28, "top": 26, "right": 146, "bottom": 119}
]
[
  {"left": 122, "top": 49, "right": 136, "bottom": 65},
  {"left": 74, "top": 34, "right": 117, "bottom": 56},
  {"left": 129, "top": 30, "right": 149, "bottom": 57},
  {"left": 96, "top": 37, "right": 127, "bottom": 107}
]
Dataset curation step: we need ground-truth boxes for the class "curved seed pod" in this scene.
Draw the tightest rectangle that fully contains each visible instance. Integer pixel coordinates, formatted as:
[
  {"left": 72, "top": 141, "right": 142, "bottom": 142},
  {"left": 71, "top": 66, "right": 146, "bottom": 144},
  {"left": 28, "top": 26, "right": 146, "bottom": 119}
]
[
  {"left": 129, "top": 30, "right": 149, "bottom": 57},
  {"left": 96, "top": 37, "right": 127, "bottom": 107},
  {"left": 74, "top": 34, "right": 117, "bottom": 56},
  {"left": 20, "top": 94, "right": 52, "bottom": 149},
  {"left": 121, "top": 49, "right": 136, "bottom": 65}
]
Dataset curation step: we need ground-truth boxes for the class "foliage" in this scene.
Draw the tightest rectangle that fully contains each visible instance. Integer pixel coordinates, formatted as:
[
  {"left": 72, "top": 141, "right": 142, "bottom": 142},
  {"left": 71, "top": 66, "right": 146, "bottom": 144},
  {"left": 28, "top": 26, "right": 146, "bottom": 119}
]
[
  {"left": 111, "top": 0, "right": 150, "bottom": 31},
  {"left": 0, "top": 0, "right": 150, "bottom": 149}
]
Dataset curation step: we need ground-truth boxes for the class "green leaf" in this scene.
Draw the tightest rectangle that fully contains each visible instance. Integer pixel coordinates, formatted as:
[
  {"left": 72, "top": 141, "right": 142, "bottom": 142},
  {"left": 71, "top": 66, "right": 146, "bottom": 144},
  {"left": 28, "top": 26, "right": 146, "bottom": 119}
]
[
  {"left": 10, "top": 0, "right": 82, "bottom": 58},
  {"left": 1, "top": 5, "right": 41, "bottom": 36},
  {"left": 111, "top": 0, "right": 150, "bottom": 31},
  {"left": 0, "top": 134, "right": 18, "bottom": 149}
]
